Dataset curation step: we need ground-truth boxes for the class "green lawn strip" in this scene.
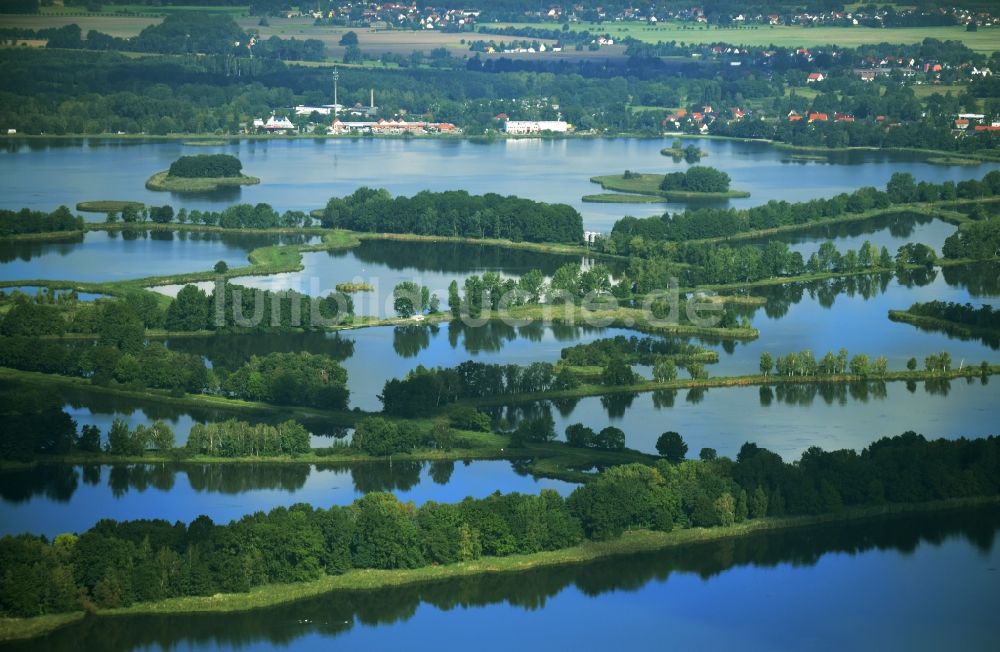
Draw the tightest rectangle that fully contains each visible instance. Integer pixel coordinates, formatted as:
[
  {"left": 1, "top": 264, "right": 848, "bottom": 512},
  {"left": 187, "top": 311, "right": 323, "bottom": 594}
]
[
  {"left": 583, "top": 193, "right": 668, "bottom": 204},
  {"left": 75, "top": 200, "right": 145, "bottom": 213}
]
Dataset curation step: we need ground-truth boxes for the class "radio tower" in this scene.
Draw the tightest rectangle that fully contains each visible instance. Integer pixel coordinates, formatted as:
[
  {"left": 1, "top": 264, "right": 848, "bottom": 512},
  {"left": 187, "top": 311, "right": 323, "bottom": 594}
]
[{"left": 332, "top": 68, "right": 340, "bottom": 118}]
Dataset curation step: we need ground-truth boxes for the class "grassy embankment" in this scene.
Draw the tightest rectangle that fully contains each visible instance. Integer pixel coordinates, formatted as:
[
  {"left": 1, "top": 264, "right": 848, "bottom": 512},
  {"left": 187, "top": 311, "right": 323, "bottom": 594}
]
[
  {"left": 75, "top": 200, "right": 145, "bottom": 213},
  {"left": 145, "top": 170, "right": 260, "bottom": 192},
  {"left": 585, "top": 173, "right": 750, "bottom": 203},
  {"left": 4, "top": 494, "right": 998, "bottom": 642},
  {"left": 888, "top": 309, "right": 1000, "bottom": 344},
  {"left": 926, "top": 156, "right": 982, "bottom": 166}
]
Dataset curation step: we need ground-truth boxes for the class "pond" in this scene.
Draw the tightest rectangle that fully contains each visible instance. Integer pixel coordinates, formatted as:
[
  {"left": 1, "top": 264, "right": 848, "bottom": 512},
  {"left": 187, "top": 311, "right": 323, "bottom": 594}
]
[
  {"left": 0, "top": 230, "right": 319, "bottom": 283},
  {"left": 707, "top": 264, "right": 1000, "bottom": 378},
  {"left": 229, "top": 239, "right": 599, "bottom": 318},
  {"left": 1, "top": 137, "right": 996, "bottom": 232},
  {"left": 495, "top": 377, "right": 997, "bottom": 460},
  {"left": 742, "top": 210, "right": 959, "bottom": 259},
  {"left": 8, "top": 506, "right": 999, "bottom": 651},
  {"left": 0, "top": 460, "right": 576, "bottom": 538}
]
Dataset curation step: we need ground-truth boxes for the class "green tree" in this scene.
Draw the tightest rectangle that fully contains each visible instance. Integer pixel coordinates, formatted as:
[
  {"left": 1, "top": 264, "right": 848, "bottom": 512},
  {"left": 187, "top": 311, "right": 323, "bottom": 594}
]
[
  {"left": 601, "top": 356, "right": 638, "bottom": 386},
  {"left": 656, "top": 431, "right": 687, "bottom": 462},
  {"left": 393, "top": 281, "right": 427, "bottom": 318},
  {"left": 652, "top": 357, "right": 677, "bottom": 382},
  {"left": 165, "top": 285, "right": 210, "bottom": 332},
  {"left": 352, "top": 492, "right": 424, "bottom": 569},
  {"left": 759, "top": 352, "right": 773, "bottom": 376}
]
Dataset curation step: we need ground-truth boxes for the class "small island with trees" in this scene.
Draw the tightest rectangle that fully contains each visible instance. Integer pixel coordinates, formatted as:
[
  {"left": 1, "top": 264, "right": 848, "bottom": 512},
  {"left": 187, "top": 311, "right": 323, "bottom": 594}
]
[
  {"left": 585, "top": 166, "right": 750, "bottom": 203},
  {"left": 146, "top": 154, "right": 260, "bottom": 192}
]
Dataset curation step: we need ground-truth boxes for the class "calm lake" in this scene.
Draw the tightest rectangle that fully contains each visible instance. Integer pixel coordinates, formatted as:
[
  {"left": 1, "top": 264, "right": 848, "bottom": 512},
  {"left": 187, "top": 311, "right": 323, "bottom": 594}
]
[
  {"left": 7, "top": 506, "right": 999, "bottom": 651},
  {"left": 0, "top": 460, "right": 575, "bottom": 538},
  {"left": 1, "top": 137, "right": 997, "bottom": 231}
]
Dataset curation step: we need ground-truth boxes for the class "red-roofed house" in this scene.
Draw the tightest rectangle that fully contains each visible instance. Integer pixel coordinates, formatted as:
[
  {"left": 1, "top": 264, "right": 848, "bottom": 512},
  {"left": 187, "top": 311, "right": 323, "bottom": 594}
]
[
  {"left": 808, "top": 112, "right": 829, "bottom": 122},
  {"left": 806, "top": 72, "right": 825, "bottom": 83},
  {"left": 973, "top": 125, "right": 1000, "bottom": 132},
  {"left": 834, "top": 113, "right": 855, "bottom": 123},
  {"left": 955, "top": 118, "right": 970, "bottom": 130}
]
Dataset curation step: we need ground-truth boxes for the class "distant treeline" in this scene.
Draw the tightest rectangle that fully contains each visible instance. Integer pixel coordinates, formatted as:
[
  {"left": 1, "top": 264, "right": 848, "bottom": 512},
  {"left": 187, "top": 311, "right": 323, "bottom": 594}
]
[
  {"left": 42, "top": 13, "right": 326, "bottom": 61},
  {"left": 322, "top": 188, "right": 584, "bottom": 243},
  {"left": 2, "top": 432, "right": 999, "bottom": 618},
  {"left": 603, "top": 172, "right": 1000, "bottom": 253},
  {"left": 0, "top": 206, "right": 83, "bottom": 236},
  {"left": 167, "top": 154, "right": 243, "bottom": 179}
]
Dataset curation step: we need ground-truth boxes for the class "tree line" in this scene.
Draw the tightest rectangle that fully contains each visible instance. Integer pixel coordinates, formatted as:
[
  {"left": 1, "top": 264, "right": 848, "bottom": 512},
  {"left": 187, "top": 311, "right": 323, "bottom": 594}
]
[
  {"left": 900, "top": 301, "right": 999, "bottom": 331},
  {"left": 322, "top": 188, "right": 584, "bottom": 244},
  {"left": 602, "top": 172, "right": 1000, "bottom": 253},
  {"left": 560, "top": 335, "right": 713, "bottom": 367},
  {"left": 942, "top": 218, "right": 1000, "bottom": 260},
  {"left": 3, "top": 432, "right": 999, "bottom": 618},
  {"left": 380, "top": 361, "right": 579, "bottom": 417},
  {"left": 43, "top": 13, "right": 326, "bottom": 62},
  {"left": 0, "top": 206, "right": 84, "bottom": 236}
]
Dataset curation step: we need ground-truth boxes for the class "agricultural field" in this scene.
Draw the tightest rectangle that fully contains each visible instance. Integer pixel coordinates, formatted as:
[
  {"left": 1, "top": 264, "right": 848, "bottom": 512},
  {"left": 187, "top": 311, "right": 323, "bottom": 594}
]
[
  {"left": 0, "top": 14, "right": 160, "bottom": 38},
  {"left": 498, "top": 21, "right": 1000, "bottom": 54},
  {"left": 236, "top": 16, "right": 628, "bottom": 60}
]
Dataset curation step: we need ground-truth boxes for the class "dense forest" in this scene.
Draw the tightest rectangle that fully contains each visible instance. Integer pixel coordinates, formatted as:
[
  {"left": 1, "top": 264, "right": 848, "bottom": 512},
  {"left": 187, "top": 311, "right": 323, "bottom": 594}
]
[
  {"left": 2, "top": 432, "right": 998, "bottom": 618},
  {"left": 322, "top": 188, "right": 583, "bottom": 243}
]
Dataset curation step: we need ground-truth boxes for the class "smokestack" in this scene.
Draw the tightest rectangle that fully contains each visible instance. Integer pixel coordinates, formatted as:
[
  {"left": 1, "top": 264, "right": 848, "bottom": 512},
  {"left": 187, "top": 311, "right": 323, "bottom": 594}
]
[{"left": 370, "top": 88, "right": 374, "bottom": 109}]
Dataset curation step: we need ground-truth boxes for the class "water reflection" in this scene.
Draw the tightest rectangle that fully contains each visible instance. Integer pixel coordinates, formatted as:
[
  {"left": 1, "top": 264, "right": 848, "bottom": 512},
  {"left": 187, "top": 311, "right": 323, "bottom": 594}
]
[
  {"left": 0, "top": 460, "right": 577, "bottom": 538},
  {"left": 12, "top": 506, "right": 999, "bottom": 652}
]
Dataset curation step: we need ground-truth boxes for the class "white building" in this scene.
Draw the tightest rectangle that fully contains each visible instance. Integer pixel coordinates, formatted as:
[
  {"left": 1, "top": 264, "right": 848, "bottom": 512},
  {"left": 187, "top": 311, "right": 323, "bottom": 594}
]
[
  {"left": 293, "top": 105, "right": 342, "bottom": 116},
  {"left": 253, "top": 115, "right": 295, "bottom": 132},
  {"left": 504, "top": 120, "right": 569, "bottom": 135}
]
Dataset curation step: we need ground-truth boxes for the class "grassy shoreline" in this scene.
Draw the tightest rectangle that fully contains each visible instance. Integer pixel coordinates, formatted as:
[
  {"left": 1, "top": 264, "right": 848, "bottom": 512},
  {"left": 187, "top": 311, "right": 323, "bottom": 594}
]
[
  {"left": 3, "top": 495, "right": 997, "bottom": 642},
  {"left": 589, "top": 173, "right": 749, "bottom": 202},
  {"left": 75, "top": 200, "right": 144, "bottom": 213},
  {"left": 145, "top": 170, "right": 260, "bottom": 192},
  {"left": 888, "top": 310, "right": 1000, "bottom": 343},
  {"left": 4, "top": 131, "right": 999, "bottom": 164}
]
